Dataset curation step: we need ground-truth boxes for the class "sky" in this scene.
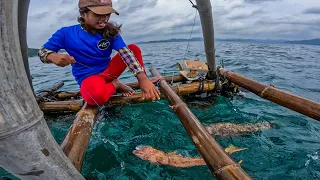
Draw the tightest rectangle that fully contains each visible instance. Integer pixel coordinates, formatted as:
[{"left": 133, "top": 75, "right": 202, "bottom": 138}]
[{"left": 27, "top": 0, "right": 320, "bottom": 48}]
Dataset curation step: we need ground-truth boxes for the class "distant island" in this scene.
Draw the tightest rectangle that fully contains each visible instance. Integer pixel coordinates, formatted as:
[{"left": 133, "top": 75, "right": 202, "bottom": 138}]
[
  {"left": 137, "top": 37, "right": 203, "bottom": 44},
  {"left": 285, "top": 39, "right": 320, "bottom": 46},
  {"left": 136, "top": 37, "right": 285, "bottom": 44},
  {"left": 28, "top": 48, "right": 39, "bottom": 57},
  {"left": 137, "top": 38, "right": 320, "bottom": 46}
]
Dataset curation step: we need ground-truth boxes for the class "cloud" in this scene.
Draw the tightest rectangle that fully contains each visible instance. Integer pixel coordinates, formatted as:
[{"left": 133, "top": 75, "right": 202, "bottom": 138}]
[
  {"left": 26, "top": 0, "right": 320, "bottom": 48},
  {"left": 303, "top": 7, "right": 320, "bottom": 14},
  {"left": 243, "top": 0, "right": 282, "bottom": 4},
  {"left": 228, "top": 8, "right": 265, "bottom": 20},
  {"left": 114, "top": 0, "right": 159, "bottom": 16}
]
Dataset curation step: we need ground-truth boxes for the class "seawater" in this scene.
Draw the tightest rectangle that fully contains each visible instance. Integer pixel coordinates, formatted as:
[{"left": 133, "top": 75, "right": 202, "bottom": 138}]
[{"left": 1, "top": 41, "right": 320, "bottom": 180}]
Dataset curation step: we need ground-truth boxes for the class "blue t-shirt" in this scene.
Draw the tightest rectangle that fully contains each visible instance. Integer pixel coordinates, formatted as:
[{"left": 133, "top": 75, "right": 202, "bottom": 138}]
[{"left": 43, "top": 24, "right": 127, "bottom": 85}]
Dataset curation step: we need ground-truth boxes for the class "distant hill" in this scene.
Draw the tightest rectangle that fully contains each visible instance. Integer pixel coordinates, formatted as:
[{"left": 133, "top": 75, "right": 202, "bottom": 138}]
[
  {"left": 137, "top": 37, "right": 203, "bottom": 44},
  {"left": 138, "top": 37, "right": 320, "bottom": 46},
  {"left": 137, "top": 37, "right": 286, "bottom": 44},
  {"left": 27, "top": 48, "right": 69, "bottom": 57},
  {"left": 28, "top": 48, "right": 39, "bottom": 57},
  {"left": 285, "top": 39, "right": 320, "bottom": 46},
  {"left": 216, "top": 38, "right": 285, "bottom": 44}
]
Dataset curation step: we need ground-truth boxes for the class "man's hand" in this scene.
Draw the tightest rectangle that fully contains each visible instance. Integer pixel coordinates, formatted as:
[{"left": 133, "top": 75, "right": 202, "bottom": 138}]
[
  {"left": 47, "top": 53, "right": 76, "bottom": 67},
  {"left": 137, "top": 73, "right": 160, "bottom": 101}
]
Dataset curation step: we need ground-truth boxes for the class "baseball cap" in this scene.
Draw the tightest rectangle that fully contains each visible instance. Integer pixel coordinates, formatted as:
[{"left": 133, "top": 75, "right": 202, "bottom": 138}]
[{"left": 79, "top": 0, "right": 119, "bottom": 15}]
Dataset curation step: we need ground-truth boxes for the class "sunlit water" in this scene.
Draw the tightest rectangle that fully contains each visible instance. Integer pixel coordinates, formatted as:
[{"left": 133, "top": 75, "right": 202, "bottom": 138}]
[{"left": 1, "top": 41, "right": 320, "bottom": 180}]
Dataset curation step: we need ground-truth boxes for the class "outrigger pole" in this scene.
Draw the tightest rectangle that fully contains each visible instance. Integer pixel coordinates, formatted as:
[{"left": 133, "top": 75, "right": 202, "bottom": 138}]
[
  {"left": 194, "top": 0, "right": 216, "bottom": 79},
  {"left": 61, "top": 104, "right": 99, "bottom": 171},
  {"left": 218, "top": 68, "right": 320, "bottom": 120},
  {"left": 150, "top": 68, "right": 252, "bottom": 179},
  {"left": 0, "top": 1, "right": 85, "bottom": 179}
]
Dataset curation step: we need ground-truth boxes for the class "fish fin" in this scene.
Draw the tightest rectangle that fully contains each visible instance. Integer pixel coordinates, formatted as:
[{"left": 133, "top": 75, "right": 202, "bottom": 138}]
[{"left": 225, "top": 144, "right": 248, "bottom": 154}]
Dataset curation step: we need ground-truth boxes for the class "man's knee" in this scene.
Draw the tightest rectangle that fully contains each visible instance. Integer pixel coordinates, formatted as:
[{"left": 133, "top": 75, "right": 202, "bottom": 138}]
[
  {"left": 81, "top": 88, "right": 106, "bottom": 106},
  {"left": 81, "top": 84, "right": 108, "bottom": 106},
  {"left": 128, "top": 44, "right": 141, "bottom": 54}
]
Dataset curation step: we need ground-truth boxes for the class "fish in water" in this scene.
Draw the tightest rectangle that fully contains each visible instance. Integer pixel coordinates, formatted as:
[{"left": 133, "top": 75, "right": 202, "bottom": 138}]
[
  {"left": 133, "top": 144, "right": 247, "bottom": 168},
  {"left": 133, "top": 122, "right": 272, "bottom": 168},
  {"left": 205, "top": 122, "right": 272, "bottom": 137},
  {"left": 133, "top": 145, "right": 206, "bottom": 168}
]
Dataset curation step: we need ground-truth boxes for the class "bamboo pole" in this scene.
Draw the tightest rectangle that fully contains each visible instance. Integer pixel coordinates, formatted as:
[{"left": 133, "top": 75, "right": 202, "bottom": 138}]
[
  {"left": 53, "top": 75, "right": 185, "bottom": 100},
  {"left": 109, "top": 80, "right": 216, "bottom": 104},
  {"left": 127, "top": 74, "right": 186, "bottom": 89},
  {"left": 150, "top": 68, "right": 252, "bottom": 179},
  {"left": 0, "top": 1, "right": 85, "bottom": 179},
  {"left": 57, "top": 91, "right": 80, "bottom": 100},
  {"left": 60, "top": 103, "right": 99, "bottom": 171},
  {"left": 194, "top": 0, "right": 216, "bottom": 79},
  {"left": 35, "top": 81, "right": 64, "bottom": 103},
  {"left": 218, "top": 68, "right": 320, "bottom": 120},
  {"left": 39, "top": 100, "right": 84, "bottom": 113},
  {"left": 40, "top": 81, "right": 217, "bottom": 113}
]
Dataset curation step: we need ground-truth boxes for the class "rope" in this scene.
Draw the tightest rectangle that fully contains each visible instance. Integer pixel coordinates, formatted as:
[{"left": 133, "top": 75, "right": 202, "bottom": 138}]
[
  {"left": 220, "top": 58, "right": 224, "bottom": 68},
  {"left": 213, "top": 68, "right": 220, "bottom": 92},
  {"left": 80, "top": 79, "right": 121, "bottom": 128},
  {"left": 171, "top": 71, "right": 175, "bottom": 85},
  {"left": 75, "top": 61, "right": 118, "bottom": 80},
  {"left": 155, "top": 76, "right": 164, "bottom": 87},
  {"left": 64, "top": 63, "right": 121, "bottom": 128},
  {"left": 183, "top": 8, "right": 198, "bottom": 60},
  {"left": 37, "top": 95, "right": 46, "bottom": 102},
  {"left": 188, "top": 0, "right": 198, "bottom": 9},
  {"left": 197, "top": 79, "right": 205, "bottom": 94}
]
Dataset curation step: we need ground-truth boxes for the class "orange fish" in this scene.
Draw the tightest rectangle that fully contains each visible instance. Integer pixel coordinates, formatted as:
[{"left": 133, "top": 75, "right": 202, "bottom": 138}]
[{"left": 133, "top": 145, "right": 206, "bottom": 168}]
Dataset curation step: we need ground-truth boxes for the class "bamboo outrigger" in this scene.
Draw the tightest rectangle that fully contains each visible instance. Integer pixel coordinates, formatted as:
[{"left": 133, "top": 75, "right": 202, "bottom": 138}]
[
  {"left": 39, "top": 80, "right": 217, "bottom": 113},
  {"left": 150, "top": 68, "right": 252, "bottom": 179},
  {"left": 52, "top": 75, "right": 185, "bottom": 100},
  {"left": 218, "top": 68, "right": 320, "bottom": 120},
  {"left": 61, "top": 104, "right": 98, "bottom": 171},
  {"left": 1, "top": 0, "right": 320, "bottom": 179}
]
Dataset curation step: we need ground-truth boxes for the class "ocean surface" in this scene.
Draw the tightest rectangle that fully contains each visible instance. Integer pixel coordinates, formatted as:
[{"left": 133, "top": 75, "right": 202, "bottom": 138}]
[{"left": 1, "top": 41, "right": 320, "bottom": 180}]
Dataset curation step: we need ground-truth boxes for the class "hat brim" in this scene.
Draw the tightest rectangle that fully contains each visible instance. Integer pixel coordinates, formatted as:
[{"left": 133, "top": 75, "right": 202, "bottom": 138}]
[{"left": 88, "top": 6, "right": 119, "bottom": 15}]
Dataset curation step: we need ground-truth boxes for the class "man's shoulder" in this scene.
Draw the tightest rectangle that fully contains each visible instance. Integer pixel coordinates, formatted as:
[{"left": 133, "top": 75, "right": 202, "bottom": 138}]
[
  {"left": 54, "top": 25, "right": 81, "bottom": 38},
  {"left": 60, "top": 24, "right": 80, "bottom": 31}
]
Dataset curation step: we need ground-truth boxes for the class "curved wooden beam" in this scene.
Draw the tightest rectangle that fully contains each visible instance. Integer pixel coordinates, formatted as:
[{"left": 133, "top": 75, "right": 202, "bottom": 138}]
[{"left": 0, "top": 1, "right": 85, "bottom": 179}]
